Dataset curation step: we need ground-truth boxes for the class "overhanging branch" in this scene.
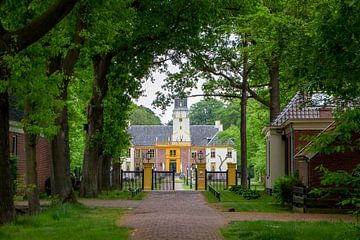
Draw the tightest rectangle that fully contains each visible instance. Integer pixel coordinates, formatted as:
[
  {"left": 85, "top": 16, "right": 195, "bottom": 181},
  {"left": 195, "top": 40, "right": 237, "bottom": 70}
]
[{"left": 2, "top": 0, "right": 79, "bottom": 53}]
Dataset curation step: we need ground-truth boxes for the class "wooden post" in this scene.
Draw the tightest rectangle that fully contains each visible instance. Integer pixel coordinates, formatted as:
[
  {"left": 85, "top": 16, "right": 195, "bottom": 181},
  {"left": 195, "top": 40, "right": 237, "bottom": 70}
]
[
  {"left": 227, "top": 163, "right": 236, "bottom": 187},
  {"left": 143, "top": 163, "right": 153, "bottom": 190},
  {"left": 196, "top": 163, "right": 206, "bottom": 190}
]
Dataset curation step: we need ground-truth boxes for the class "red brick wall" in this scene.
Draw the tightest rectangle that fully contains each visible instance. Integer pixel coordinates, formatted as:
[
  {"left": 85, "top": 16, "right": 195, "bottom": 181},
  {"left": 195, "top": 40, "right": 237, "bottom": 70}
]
[
  {"left": 180, "top": 147, "right": 190, "bottom": 173},
  {"left": 189, "top": 148, "right": 206, "bottom": 166},
  {"left": 294, "top": 130, "right": 321, "bottom": 153},
  {"left": 156, "top": 148, "right": 166, "bottom": 170},
  {"left": 10, "top": 132, "right": 51, "bottom": 192},
  {"left": 319, "top": 108, "right": 332, "bottom": 118},
  {"left": 308, "top": 151, "right": 360, "bottom": 188},
  {"left": 36, "top": 137, "right": 51, "bottom": 192}
]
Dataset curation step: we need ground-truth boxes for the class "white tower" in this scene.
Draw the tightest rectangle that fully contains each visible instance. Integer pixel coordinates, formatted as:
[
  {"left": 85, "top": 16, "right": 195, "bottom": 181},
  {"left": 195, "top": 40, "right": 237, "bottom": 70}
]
[{"left": 172, "top": 98, "right": 191, "bottom": 142}]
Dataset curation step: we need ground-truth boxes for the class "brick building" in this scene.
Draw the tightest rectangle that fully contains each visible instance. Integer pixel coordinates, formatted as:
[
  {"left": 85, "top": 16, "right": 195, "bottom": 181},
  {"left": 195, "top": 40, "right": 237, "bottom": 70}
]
[
  {"left": 124, "top": 98, "right": 237, "bottom": 173},
  {"left": 9, "top": 107, "right": 51, "bottom": 192},
  {"left": 263, "top": 92, "right": 360, "bottom": 193}
]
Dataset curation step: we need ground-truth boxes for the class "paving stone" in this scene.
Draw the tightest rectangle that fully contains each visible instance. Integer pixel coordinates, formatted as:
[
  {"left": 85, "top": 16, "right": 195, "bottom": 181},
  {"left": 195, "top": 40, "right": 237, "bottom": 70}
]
[{"left": 121, "top": 191, "right": 226, "bottom": 240}]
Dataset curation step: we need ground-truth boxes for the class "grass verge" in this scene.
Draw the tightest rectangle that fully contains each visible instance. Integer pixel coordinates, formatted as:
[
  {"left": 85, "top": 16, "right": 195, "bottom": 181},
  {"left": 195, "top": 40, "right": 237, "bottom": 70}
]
[
  {"left": 203, "top": 190, "right": 290, "bottom": 212},
  {"left": 98, "top": 190, "right": 146, "bottom": 200},
  {"left": 221, "top": 220, "right": 360, "bottom": 240},
  {"left": 0, "top": 203, "right": 129, "bottom": 240}
]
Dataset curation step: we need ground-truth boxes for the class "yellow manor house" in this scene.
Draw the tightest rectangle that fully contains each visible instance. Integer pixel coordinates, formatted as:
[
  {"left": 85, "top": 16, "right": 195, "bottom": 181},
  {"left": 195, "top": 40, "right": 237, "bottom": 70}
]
[{"left": 124, "top": 98, "right": 237, "bottom": 174}]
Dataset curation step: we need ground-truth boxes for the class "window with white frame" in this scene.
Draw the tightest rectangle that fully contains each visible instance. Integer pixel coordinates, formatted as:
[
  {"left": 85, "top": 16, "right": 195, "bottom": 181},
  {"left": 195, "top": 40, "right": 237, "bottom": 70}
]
[
  {"left": 148, "top": 149, "right": 155, "bottom": 158},
  {"left": 170, "top": 149, "right": 177, "bottom": 157},
  {"left": 135, "top": 149, "right": 140, "bottom": 158},
  {"left": 227, "top": 149, "right": 232, "bottom": 158},
  {"left": 211, "top": 149, "right": 215, "bottom": 158},
  {"left": 191, "top": 150, "right": 197, "bottom": 159},
  {"left": 11, "top": 135, "right": 17, "bottom": 155}
]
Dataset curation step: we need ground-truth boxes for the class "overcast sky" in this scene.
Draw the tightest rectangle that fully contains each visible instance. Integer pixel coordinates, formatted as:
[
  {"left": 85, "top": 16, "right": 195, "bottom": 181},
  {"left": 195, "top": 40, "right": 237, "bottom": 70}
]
[{"left": 135, "top": 67, "right": 204, "bottom": 125}]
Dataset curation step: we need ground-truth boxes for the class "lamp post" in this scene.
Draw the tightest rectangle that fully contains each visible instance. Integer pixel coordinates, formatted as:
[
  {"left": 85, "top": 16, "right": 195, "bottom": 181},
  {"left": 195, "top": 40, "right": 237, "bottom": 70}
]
[
  {"left": 186, "top": 166, "right": 189, "bottom": 185},
  {"left": 198, "top": 150, "right": 203, "bottom": 163},
  {"left": 146, "top": 150, "right": 151, "bottom": 163}
]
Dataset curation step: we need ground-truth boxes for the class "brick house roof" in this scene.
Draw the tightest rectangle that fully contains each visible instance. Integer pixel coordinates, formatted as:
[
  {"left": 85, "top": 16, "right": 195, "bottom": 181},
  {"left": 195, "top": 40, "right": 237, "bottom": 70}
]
[{"left": 271, "top": 92, "right": 334, "bottom": 127}]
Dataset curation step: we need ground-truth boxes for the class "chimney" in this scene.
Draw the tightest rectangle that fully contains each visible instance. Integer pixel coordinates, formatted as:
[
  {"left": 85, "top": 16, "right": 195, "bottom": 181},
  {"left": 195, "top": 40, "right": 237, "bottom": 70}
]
[{"left": 215, "top": 120, "right": 223, "bottom": 131}]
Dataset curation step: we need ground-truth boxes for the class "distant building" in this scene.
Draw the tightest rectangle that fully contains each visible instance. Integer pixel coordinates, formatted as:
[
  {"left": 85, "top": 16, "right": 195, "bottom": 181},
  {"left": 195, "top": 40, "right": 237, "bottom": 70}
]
[
  {"left": 9, "top": 106, "right": 51, "bottom": 192},
  {"left": 125, "top": 98, "right": 236, "bottom": 173},
  {"left": 263, "top": 92, "right": 360, "bottom": 193}
]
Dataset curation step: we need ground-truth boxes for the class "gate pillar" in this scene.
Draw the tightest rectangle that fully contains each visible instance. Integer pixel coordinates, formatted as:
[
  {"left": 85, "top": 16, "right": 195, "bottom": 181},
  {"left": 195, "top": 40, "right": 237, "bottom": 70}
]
[
  {"left": 196, "top": 163, "right": 206, "bottom": 190},
  {"left": 227, "top": 163, "right": 236, "bottom": 187},
  {"left": 143, "top": 163, "right": 153, "bottom": 190}
]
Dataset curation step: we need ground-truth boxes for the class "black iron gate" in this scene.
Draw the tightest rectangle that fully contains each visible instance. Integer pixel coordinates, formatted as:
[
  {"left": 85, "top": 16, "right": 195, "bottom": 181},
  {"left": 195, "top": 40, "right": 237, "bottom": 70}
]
[
  {"left": 205, "top": 170, "right": 228, "bottom": 191},
  {"left": 152, "top": 170, "right": 175, "bottom": 190},
  {"left": 121, "top": 170, "right": 144, "bottom": 190},
  {"left": 236, "top": 170, "right": 241, "bottom": 186}
]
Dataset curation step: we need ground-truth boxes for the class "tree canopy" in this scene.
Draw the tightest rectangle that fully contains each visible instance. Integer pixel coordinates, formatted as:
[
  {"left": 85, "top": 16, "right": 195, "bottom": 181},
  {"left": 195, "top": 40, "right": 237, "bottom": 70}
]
[{"left": 129, "top": 104, "right": 162, "bottom": 125}]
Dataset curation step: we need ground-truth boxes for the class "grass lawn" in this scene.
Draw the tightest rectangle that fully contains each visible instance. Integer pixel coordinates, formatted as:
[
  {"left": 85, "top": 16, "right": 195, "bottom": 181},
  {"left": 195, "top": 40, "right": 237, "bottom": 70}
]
[
  {"left": 221, "top": 220, "right": 360, "bottom": 240},
  {"left": 203, "top": 190, "right": 290, "bottom": 212},
  {"left": 181, "top": 182, "right": 192, "bottom": 190},
  {"left": 97, "top": 190, "right": 146, "bottom": 200},
  {"left": 0, "top": 203, "right": 129, "bottom": 240}
]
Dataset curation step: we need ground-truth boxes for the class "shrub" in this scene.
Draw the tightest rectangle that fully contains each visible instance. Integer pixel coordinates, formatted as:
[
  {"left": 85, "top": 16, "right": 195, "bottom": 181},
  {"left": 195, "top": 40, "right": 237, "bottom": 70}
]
[
  {"left": 242, "top": 189, "right": 261, "bottom": 200},
  {"left": 273, "top": 174, "right": 302, "bottom": 205},
  {"left": 230, "top": 185, "right": 247, "bottom": 195},
  {"left": 230, "top": 185, "right": 261, "bottom": 200}
]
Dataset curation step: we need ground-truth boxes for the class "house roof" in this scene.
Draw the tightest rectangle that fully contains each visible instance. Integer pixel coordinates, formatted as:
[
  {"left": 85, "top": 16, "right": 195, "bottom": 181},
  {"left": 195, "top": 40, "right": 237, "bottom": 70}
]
[
  {"left": 271, "top": 92, "right": 334, "bottom": 127},
  {"left": 207, "top": 134, "right": 235, "bottom": 146},
  {"left": 128, "top": 125, "right": 172, "bottom": 146},
  {"left": 128, "top": 125, "right": 233, "bottom": 147}
]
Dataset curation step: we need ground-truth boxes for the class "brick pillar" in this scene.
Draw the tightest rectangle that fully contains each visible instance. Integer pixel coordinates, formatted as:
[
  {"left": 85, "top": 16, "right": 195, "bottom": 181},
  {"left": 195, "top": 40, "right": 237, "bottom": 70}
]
[
  {"left": 197, "top": 163, "right": 206, "bottom": 190},
  {"left": 227, "top": 163, "right": 236, "bottom": 187},
  {"left": 143, "top": 163, "right": 153, "bottom": 190}
]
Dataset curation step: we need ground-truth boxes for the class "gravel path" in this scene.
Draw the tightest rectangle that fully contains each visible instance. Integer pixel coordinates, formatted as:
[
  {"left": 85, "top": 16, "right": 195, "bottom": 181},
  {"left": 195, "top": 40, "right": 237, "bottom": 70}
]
[{"left": 120, "top": 191, "right": 227, "bottom": 240}]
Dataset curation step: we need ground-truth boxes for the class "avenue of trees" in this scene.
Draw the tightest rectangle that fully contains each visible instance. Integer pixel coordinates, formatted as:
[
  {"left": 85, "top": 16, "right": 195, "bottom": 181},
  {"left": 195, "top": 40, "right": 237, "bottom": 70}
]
[
  {"left": 155, "top": 0, "right": 360, "bottom": 187},
  {"left": 0, "top": 0, "right": 359, "bottom": 225}
]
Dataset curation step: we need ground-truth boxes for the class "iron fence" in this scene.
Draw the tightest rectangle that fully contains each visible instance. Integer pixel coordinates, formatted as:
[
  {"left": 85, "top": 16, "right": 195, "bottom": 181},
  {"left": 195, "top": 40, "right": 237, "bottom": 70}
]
[
  {"left": 206, "top": 170, "right": 227, "bottom": 191},
  {"left": 236, "top": 170, "right": 241, "bottom": 186},
  {"left": 152, "top": 170, "right": 175, "bottom": 190},
  {"left": 121, "top": 170, "right": 144, "bottom": 190}
]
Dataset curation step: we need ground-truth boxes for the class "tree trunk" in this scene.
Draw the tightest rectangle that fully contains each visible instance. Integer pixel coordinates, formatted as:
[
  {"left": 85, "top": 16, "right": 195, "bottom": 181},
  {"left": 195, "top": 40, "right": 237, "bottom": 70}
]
[
  {"left": 240, "top": 88, "right": 248, "bottom": 187},
  {"left": 240, "top": 39, "right": 249, "bottom": 187},
  {"left": 0, "top": 0, "right": 78, "bottom": 223},
  {"left": 112, "top": 161, "right": 121, "bottom": 188},
  {"left": 51, "top": 101, "right": 76, "bottom": 202},
  {"left": 268, "top": 58, "right": 280, "bottom": 122},
  {"left": 24, "top": 100, "right": 40, "bottom": 214},
  {"left": 80, "top": 54, "right": 112, "bottom": 198},
  {"left": 49, "top": 3, "right": 86, "bottom": 202},
  {"left": 0, "top": 88, "right": 15, "bottom": 224},
  {"left": 101, "top": 155, "right": 112, "bottom": 191}
]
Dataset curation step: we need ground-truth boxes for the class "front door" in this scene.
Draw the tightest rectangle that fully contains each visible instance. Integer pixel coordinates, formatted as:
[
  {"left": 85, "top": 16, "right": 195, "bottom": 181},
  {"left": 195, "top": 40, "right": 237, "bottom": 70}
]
[{"left": 170, "top": 161, "right": 177, "bottom": 173}]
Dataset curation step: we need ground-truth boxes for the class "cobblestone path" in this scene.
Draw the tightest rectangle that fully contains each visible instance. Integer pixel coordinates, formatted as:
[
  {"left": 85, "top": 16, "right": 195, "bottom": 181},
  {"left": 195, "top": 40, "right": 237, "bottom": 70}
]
[{"left": 120, "top": 191, "right": 226, "bottom": 240}]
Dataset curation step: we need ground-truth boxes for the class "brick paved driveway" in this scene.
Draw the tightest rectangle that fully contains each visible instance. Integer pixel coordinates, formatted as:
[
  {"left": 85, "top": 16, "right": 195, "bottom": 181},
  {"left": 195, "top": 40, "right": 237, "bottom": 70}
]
[{"left": 120, "top": 191, "right": 226, "bottom": 240}]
